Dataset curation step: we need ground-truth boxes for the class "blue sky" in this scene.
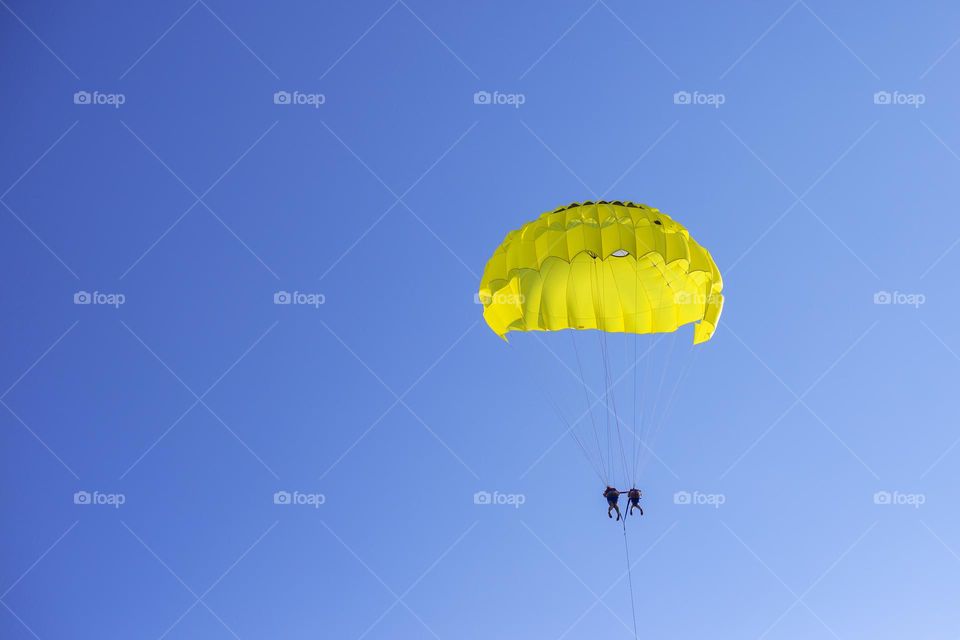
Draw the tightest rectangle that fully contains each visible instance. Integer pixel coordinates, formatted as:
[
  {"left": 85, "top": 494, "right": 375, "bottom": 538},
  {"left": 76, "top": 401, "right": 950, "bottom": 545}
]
[{"left": 2, "top": 1, "right": 960, "bottom": 638}]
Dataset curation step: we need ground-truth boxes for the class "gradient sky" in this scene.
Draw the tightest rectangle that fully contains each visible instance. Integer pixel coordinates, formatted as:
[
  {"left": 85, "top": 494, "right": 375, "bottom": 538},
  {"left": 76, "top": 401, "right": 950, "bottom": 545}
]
[{"left": 2, "top": 2, "right": 960, "bottom": 639}]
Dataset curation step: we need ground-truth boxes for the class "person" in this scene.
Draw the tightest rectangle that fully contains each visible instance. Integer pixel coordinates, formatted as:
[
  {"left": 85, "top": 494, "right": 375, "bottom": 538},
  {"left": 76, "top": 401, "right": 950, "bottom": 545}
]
[
  {"left": 603, "top": 486, "right": 624, "bottom": 521},
  {"left": 627, "top": 488, "right": 643, "bottom": 516}
]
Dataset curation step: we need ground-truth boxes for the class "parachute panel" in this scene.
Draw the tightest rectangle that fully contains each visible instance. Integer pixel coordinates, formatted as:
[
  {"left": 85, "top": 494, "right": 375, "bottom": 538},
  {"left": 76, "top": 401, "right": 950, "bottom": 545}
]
[{"left": 479, "top": 201, "right": 723, "bottom": 343}]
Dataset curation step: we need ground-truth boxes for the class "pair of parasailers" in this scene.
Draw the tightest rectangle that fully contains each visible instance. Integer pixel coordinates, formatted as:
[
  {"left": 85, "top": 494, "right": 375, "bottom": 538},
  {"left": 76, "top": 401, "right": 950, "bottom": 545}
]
[{"left": 603, "top": 486, "right": 643, "bottom": 521}]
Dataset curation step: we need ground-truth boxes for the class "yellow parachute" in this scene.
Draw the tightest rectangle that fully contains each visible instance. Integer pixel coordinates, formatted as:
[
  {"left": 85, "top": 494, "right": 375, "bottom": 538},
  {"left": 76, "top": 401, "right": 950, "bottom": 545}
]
[{"left": 478, "top": 201, "right": 723, "bottom": 343}]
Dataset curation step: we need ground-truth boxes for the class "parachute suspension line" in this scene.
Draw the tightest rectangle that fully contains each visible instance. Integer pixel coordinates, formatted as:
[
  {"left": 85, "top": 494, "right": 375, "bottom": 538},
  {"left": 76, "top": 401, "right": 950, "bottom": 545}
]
[
  {"left": 604, "top": 351, "right": 613, "bottom": 486},
  {"left": 631, "top": 359, "right": 642, "bottom": 482},
  {"left": 508, "top": 340, "right": 607, "bottom": 482},
  {"left": 567, "top": 416, "right": 607, "bottom": 484},
  {"left": 571, "top": 332, "right": 609, "bottom": 483},
  {"left": 594, "top": 257, "right": 629, "bottom": 487},
  {"left": 633, "top": 332, "right": 656, "bottom": 483},
  {"left": 622, "top": 512, "right": 639, "bottom": 640},
  {"left": 632, "top": 326, "right": 639, "bottom": 488},
  {"left": 589, "top": 258, "right": 615, "bottom": 485},
  {"left": 638, "top": 331, "right": 677, "bottom": 474},
  {"left": 602, "top": 326, "right": 630, "bottom": 489},
  {"left": 648, "top": 332, "right": 678, "bottom": 427},
  {"left": 506, "top": 341, "right": 607, "bottom": 484},
  {"left": 643, "top": 344, "right": 700, "bottom": 468},
  {"left": 632, "top": 260, "right": 657, "bottom": 484},
  {"left": 631, "top": 245, "right": 641, "bottom": 491}
]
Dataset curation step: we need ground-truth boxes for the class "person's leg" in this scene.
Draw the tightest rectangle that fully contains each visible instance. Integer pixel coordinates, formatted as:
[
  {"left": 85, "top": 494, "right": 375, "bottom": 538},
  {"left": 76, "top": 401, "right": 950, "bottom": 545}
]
[
  {"left": 638, "top": 505, "right": 643, "bottom": 516},
  {"left": 608, "top": 504, "right": 613, "bottom": 518}
]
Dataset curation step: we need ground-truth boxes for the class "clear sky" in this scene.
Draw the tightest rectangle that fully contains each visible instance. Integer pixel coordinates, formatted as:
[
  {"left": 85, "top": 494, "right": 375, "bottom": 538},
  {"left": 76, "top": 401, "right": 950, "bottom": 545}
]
[{"left": 2, "top": 2, "right": 960, "bottom": 638}]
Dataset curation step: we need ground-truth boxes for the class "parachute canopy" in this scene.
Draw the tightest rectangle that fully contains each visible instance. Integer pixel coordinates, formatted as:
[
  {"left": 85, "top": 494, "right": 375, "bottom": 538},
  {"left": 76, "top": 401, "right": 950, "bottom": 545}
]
[{"left": 478, "top": 201, "right": 723, "bottom": 344}]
